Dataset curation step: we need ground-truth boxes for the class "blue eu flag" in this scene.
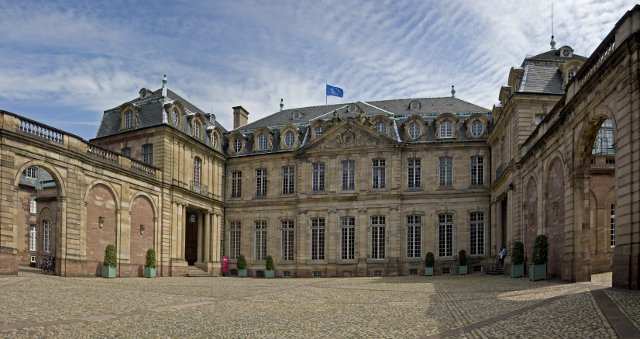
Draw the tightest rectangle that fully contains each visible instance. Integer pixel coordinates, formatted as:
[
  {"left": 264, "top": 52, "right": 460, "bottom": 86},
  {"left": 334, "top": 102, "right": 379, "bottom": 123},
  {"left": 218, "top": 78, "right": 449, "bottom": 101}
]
[{"left": 326, "top": 84, "right": 344, "bottom": 98}]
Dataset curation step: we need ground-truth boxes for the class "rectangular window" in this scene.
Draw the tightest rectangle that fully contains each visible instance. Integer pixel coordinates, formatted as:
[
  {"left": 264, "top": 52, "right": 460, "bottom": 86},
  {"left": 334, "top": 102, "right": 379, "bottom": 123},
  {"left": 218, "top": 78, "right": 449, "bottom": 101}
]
[
  {"left": 29, "top": 225, "right": 37, "bottom": 252},
  {"left": 438, "top": 214, "right": 453, "bottom": 257},
  {"left": 281, "top": 220, "right": 294, "bottom": 261},
  {"left": 407, "top": 158, "right": 421, "bottom": 188},
  {"left": 142, "top": 144, "right": 153, "bottom": 165},
  {"left": 256, "top": 168, "right": 267, "bottom": 198},
  {"left": 194, "top": 157, "right": 202, "bottom": 185},
  {"left": 372, "top": 159, "right": 386, "bottom": 189},
  {"left": 29, "top": 198, "right": 37, "bottom": 214},
  {"left": 439, "top": 157, "right": 453, "bottom": 187},
  {"left": 471, "top": 156, "right": 484, "bottom": 186},
  {"left": 342, "top": 160, "right": 355, "bottom": 190},
  {"left": 311, "top": 218, "right": 325, "bottom": 260},
  {"left": 25, "top": 167, "right": 38, "bottom": 178},
  {"left": 406, "top": 215, "right": 422, "bottom": 258},
  {"left": 231, "top": 171, "right": 242, "bottom": 198},
  {"left": 121, "top": 147, "right": 131, "bottom": 157},
  {"left": 255, "top": 221, "right": 267, "bottom": 261},
  {"left": 282, "top": 166, "right": 295, "bottom": 195},
  {"left": 470, "top": 212, "right": 484, "bottom": 255},
  {"left": 371, "top": 216, "right": 386, "bottom": 259},
  {"left": 312, "top": 162, "right": 325, "bottom": 192},
  {"left": 43, "top": 220, "right": 51, "bottom": 253},
  {"left": 229, "top": 221, "right": 241, "bottom": 260},
  {"left": 610, "top": 204, "right": 616, "bottom": 247},
  {"left": 341, "top": 217, "right": 355, "bottom": 260}
]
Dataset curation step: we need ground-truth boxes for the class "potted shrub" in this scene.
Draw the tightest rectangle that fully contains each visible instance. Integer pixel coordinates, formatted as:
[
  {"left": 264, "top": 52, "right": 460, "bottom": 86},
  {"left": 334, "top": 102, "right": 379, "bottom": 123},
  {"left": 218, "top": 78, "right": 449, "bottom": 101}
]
[
  {"left": 144, "top": 248, "right": 157, "bottom": 278},
  {"left": 265, "top": 255, "right": 275, "bottom": 278},
  {"left": 424, "top": 252, "right": 435, "bottom": 276},
  {"left": 237, "top": 254, "right": 248, "bottom": 277},
  {"left": 102, "top": 244, "right": 117, "bottom": 278},
  {"left": 458, "top": 249, "right": 468, "bottom": 275},
  {"left": 529, "top": 234, "right": 548, "bottom": 281},
  {"left": 510, "top": 241, "right": 524, "bottom": 278}
]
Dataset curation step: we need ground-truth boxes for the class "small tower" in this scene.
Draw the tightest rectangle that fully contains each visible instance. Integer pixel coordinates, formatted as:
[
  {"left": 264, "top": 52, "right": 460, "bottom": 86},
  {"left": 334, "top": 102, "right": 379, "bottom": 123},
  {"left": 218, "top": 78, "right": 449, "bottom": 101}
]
[
  {"left": 451, "top": 85, "right": 456, "bottom": 98},
  {"left": 161, "top": 74, "right": 168, "bottom": 97},
  {"left": 280, "top": 98, "right": 284, "bottom": 111},
  {"left": 550, "top": 35, "right": 557, "bottom": 50}
]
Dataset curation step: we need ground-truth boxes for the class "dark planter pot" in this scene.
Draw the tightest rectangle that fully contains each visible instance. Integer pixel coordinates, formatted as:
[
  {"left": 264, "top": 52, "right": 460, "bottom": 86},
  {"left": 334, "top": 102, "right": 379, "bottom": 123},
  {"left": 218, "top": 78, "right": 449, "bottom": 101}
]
[
  {"left": 144, "top": 267, "right": 157, "bottom": 278},
  {"left": 425, "top": 267, "right": 433, "bottom": 276},
  {"left": 102, "top": 265, "right": 116, "bottom": 278},
  {"left": 238, "top": 269, "right": 248, "bottom": 277},
  {"left": 529, "top": 263, "right": 546, "bottom": 281},
  {"left": 265, "top": 270, "right": 276, "bottom": 278},
  {"left": 459, "top": 266, "right": 467, "bottom": 275},
  {"left": 511, "top": 264, "right": 524, "bottom": 278}
]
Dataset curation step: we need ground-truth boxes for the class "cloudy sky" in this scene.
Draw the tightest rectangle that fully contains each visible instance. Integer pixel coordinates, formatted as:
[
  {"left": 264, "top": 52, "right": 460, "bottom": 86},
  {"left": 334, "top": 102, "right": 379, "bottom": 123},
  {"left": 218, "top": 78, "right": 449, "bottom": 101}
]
[{"left": 0, "top": 0, "right": 632, "bottom": 140}]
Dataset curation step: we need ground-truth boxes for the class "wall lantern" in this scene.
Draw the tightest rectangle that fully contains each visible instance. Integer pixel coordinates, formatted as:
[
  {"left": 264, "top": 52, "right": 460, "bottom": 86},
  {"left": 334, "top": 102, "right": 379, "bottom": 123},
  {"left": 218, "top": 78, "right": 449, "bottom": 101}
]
[
  {"left": 140, "top": 224, "right": 145, "bottom": 235},
  {"left": 190, "top": 215, "right": 196, "bottom": 223},
  {"left": 98, "top": 216, "right": 105, "bottom": 228}
]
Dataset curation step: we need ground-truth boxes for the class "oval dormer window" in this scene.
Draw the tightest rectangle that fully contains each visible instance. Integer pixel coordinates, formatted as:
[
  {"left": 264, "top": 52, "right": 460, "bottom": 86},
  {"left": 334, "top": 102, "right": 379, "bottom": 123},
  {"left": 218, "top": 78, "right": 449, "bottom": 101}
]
[
  {"left": 347, "top": 105, "right": 357, "bottom": 113},
  {"left": 408, "top": 122, "right": 420, "bottom": 140},
  {"left": 284, "top": 131, "right": 295, "bottom": 148},
  {"left": 172, "top": 108, "right": 179, "bottom": 126},
  {"left": 233, "top": 138, "right": 242, "bottom": 153},
  {"left": 471, "top": 120, "right": 483, "bottom": 137}
]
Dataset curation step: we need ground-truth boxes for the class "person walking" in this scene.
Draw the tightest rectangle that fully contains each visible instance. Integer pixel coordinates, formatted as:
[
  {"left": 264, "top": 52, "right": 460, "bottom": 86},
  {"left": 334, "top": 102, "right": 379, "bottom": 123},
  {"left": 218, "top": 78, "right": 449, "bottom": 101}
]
[{"left": 499, "top": 247, "right": 507, "bottom": 267}]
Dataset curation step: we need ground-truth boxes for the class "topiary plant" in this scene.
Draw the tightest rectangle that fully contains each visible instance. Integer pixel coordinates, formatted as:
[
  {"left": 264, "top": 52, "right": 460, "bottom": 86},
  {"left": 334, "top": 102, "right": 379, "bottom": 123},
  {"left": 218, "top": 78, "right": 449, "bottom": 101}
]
[
  {"left": 425, "top": 252, "right": 435, "bottom": 268},
  {"left": 145, "top": 248, "right": 157, "bottom": 269},
  {"left": 104, "top": 244, "right": 117, "bottom": 268},
  {"left": 532, "top": 235, "right": 548, "bottom": 265},
  {"left": 265, "top": 255, "right": 275, "bottom": 271},
  {"left": 458, "top": 249, "right": 467, "bottom": 266},
  {"left": 236, "top": 254, "right": 247, "bottom": 270},
  {"left": 512, "top": 241, "right": 524, "bottom": 265}
]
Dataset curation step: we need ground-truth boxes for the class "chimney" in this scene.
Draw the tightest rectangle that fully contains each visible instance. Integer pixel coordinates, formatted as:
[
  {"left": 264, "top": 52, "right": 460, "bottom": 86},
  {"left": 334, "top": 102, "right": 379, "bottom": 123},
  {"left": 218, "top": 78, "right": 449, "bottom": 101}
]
[{"left": 233, "top": 106, "right": 249, "bottom": 129}]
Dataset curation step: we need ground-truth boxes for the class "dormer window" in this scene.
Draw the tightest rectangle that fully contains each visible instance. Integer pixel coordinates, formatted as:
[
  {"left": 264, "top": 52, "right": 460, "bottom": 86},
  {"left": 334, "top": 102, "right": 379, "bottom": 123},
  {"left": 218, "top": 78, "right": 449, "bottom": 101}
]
[
  {"left": 257, "top": 133, "right": 268, "bottom": 151},
  {"left": 293, "top": 111, "right": 304, "bottom": 120},
  {"left": 284, "top": 131, "right": 295, "bottom": 148},
  {"left": 347, "top": 105, "right": 357, "bottom": 113},
  {"left": 410, "top": 101, "right": 421, "bottom": 110},
  {"left": 124, "top": 110, "right": 134, "bottom": 129},
  {"left": 193, "top": 120, "right": 201, "bottom": 139},
  {"left": 440, "top": 121, "right": 453, "bottom": 138},
  {"left": 314, "top": 127, "right": 323, "bottom": 137},
  {"left": 171, "top": 108, "right": 180, "bottom": 126},
  {"left": 471, "top": 120, "right": 484, "bottom": 138},
  {"left": 568, "top": 68, "right": 576, "bottom": 80},
  {"left": 212, "top": 133, "right": 219, "bottom": 149},
  {"left": 408, "top": 122, "right": 420, "bottom": 140},
  {"left": 375, "top": 122, "right": 387, "bottom": 134},
  {"left": 233, "top": 138, "right": 243, "bottom": 153}
]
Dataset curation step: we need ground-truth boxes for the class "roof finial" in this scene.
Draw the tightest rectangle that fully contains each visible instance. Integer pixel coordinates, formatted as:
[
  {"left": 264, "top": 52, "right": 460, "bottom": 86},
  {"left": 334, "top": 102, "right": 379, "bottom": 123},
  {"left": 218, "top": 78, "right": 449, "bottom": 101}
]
[
  {"left": 550, "top": 2, "right": 556, "bottom": 50},
  {"left": 162, "top": 74, "right": 168, "bottom": 97},
  {"left": 451, "top": 85, "right": 456, "bottom": 98},
  {"left": 280, "top": 98, "right": 284, "bottom": 111}
]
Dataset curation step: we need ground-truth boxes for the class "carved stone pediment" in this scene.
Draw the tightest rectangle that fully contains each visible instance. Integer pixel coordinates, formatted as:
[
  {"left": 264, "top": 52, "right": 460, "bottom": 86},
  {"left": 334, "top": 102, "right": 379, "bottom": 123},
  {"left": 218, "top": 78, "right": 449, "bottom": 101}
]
[{"left": 302, "top": 121, "right": 395, "bottom": 152}]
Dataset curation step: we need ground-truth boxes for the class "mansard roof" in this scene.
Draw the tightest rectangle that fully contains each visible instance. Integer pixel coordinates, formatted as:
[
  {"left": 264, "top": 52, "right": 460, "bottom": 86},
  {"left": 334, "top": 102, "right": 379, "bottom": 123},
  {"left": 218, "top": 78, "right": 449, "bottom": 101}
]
[
  {"left": 95, "top": 87, "right": 227, "bottom": 139},
  {"left": 238, "top": 97, "right": 489, "bottom": 132},
  {"left": 517, "top": 46, "right": 588, "bottom": 95}
]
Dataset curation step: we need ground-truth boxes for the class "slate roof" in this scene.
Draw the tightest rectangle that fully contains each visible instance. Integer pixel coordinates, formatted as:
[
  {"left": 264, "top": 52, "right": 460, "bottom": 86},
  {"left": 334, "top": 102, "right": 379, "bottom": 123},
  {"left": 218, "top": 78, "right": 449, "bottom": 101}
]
[
  {"left": 518, "top": 46, "right": 588, "bottom": 95},
  {"left": 95, "top": 87, "right": 227, "bottom": 139}
]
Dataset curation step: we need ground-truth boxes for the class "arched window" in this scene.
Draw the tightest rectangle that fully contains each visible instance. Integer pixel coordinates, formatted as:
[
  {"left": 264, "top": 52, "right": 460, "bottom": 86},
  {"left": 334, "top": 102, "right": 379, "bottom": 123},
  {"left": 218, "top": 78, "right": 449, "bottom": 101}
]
[
  {"left": 257, "top": 134, "right": 268, "bottom": 151},
  {"left": 375, "top": 122, "right": 387, "bottom": 134},
  {"left": 284, "top": 131, "right": 295, "bottom": 148},
  {"left": 172, "top": 108, "right": 179, "bottom": 126},
  {"left": 233, "top": 138, "right": 242, "bottom": 153},
  {"left": 193, "top": 120, "right": 201, "bottom": 139},
  {"left": 408, "top": 123, "right": 420, "bottom": 140},
  {"left": 471, "top": 120, "right": 484, "bottom": 137},
  {"left": 440, "top": 121, "right": 453, "bottom": 138},
  {"left": 212, "top": 132, "right": 219, "bottom": 148}
]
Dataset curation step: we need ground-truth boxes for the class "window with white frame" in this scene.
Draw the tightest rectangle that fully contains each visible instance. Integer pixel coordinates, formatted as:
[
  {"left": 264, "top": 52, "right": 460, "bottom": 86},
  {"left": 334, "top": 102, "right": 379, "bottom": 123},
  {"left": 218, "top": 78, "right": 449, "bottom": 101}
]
[
  {"left": 43, "top": 220, "right": 51, "bottom": 253},
  {"left": 282, "top": 166, "right": 295, "bottom": 195},
  {"left": 314, "top": 127, "right": 323, "bottom": 137},
  {"left": 370, "top": 216, "right": 386, "bottom": 259},
  {"left": 340, "top": 217, "right": 355, "bottom": 260},
  {"left": 193, "top": 157, "right": 202, "bottom": 186},
  {"left": 255, "top": 221, "right": 267, "bottom": 261},
  {"left": 124, "top": 110, "right": 133, "bottom": 129},
  {"left": 375, "top": 122, "right": 387, "bottom": 134},
  {"left": 471, "top": 120, "right": 483, "bottom": 137},
  {"left": 284, "top": 131, "right": 295, "bottom": 148},
  {"left": 311, "top": 218, "right": 325, "bottom": 260},
  {"left": 233, "top": 138, "right": 242, "bottom": 153},
  {"left": 257, "top": 133, "right": 268, "bottom": 151},
  {"left": 25, "top": 166, "right": 38, "bottom": 178},
  {"left": 256, "top": 168, "right": 267, "bottom": 197},
  {"left": 281, "top": 220, "right": 294, "bottom": 261},
  {"left": 438, "top": 214, "right": 453, "bottom": 257},
  {"left": 342, "top": 160, "right": 355, "bottom": 190},
  {"left": 408, "top": 122, "right": 420, "bottom": 140},
  {"left": 142, "top": 144, "right": 153, "bottom": 165},
  {"left": 439, "top": 157, "right": 453, "bottom": 187},
  {"left": 406, "top": 215, "right": 422, "bottom": 258},
  {"left": 193, "top": 120, "right": 201, "bottom": 139},
  {"left": 610, "top": 204, "right": 616, "bottom": 247},
  {"left": 30, "top": 197, "right": 37, "bottom": 214},
  {"left": 407, "top": 158, "right": 421, "bottom": 188},
  {"left": 372, "top": 159, "right": 386, "bottom": 189},
  {"left": 470, "top": 212, "right": 484, "bottom": 255},
  {"left": 29, "top": 224, "right": 36, "bottom": 252},
  {"left": 229, "top": 221, "right": 241, "bottom": 260},
  {"left": 312, "top": 162, "right": 325, "bottom": 192},
  {"left": 231, "top": 171, "right": 242, "bottom": 198},
  {"left": 440, "top": 121, "right": 453, "bottom": 138},
  {"left": 471, "top": 156, "right": 484, "bottom": 186}
]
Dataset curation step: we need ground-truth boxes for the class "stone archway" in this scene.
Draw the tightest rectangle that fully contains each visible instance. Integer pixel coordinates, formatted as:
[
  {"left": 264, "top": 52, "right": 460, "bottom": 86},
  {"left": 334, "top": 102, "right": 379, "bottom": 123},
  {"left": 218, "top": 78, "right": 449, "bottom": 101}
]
[
  {"left": 545, "top": 157, "right": 565, "bottom": 279},
  {"left": 130, "top": 195, "right": 155, "bottom": 276},
  {"left": 85, "top": 183, "right": 118, "bottom": 276},
  {"left": 524, "top": 176, "right": 538, "bottom": 265}
]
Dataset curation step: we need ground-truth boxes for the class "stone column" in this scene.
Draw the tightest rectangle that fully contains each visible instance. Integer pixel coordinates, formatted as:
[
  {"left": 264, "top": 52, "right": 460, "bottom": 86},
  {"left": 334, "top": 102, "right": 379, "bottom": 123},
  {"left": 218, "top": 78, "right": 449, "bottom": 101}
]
[
  {"left": 171, "top": 202, "right": 178, "bottom": 259},
  {"left": 179, "top": 204, "right": 185, "bottom": 259},
  {"left": 204, "top": 212, "right": 211, "bottom": 262},
  {"left": 197, "top": 212, "right": 203, "bottom": 262}
]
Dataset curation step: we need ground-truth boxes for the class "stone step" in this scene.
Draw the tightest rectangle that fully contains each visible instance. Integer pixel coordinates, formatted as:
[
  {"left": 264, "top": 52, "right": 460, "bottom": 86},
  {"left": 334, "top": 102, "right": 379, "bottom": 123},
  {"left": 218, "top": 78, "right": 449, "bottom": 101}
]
[
  {"left": 486, "top": 268, "right": 505, "bottom": 275},
  {"left": 186, "top": 266, "right": 211, "bottom": 277}
]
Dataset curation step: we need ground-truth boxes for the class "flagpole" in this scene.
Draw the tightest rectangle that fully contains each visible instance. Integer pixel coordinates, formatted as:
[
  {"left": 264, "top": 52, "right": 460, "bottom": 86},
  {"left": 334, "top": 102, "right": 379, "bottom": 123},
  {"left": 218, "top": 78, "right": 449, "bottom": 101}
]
[{"left": 325, "top": 81, "right": 327, "bottom": 106}]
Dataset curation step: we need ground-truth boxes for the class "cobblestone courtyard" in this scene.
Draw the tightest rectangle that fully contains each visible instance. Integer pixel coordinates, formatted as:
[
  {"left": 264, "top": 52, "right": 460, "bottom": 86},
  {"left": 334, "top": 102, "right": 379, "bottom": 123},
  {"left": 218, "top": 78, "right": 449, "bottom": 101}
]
[{"left": 0, "top": 269, "right": 638, "bottom": 338}]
